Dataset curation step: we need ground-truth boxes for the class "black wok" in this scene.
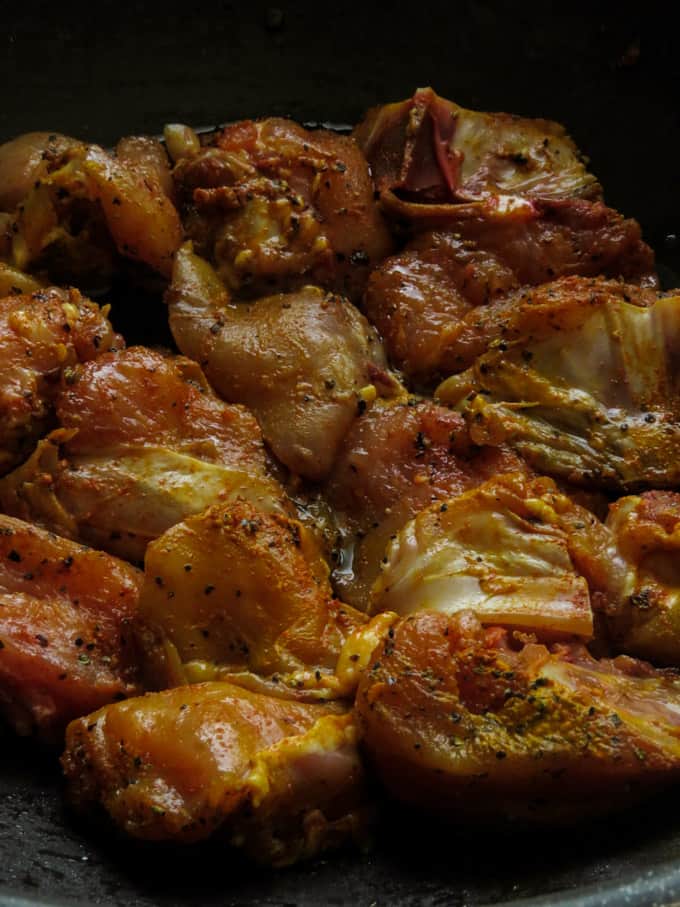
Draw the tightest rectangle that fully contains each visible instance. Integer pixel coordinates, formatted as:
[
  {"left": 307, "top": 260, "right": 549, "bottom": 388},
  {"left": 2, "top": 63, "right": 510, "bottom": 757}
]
[{"left": 1, "top": 2, "right": 680, "bottom": 904}]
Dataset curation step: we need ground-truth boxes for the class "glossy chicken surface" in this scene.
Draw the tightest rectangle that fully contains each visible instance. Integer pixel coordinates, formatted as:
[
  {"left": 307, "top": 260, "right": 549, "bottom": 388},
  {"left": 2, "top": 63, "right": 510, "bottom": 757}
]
[
  {"left": 168, "top": 243, "right": 400, "bottom": 480},
  {"left": 436, "top": 277, "right": 680, "bottom": 491},
  {"left": 0, "top": 287, "right": 122, "bottom": 476},
  {"left": 0, "top": 514, "right": 142, "bottom": 739},
  {"left": 0, "top": 346, "right": 278, "bottom": 561},
  {"left": 324, "top": 398, "right": 529, "bottom": 609},
  {"left": 135, "top": 497, "right": 365, "bottom": 695},
  {"left": 172, "top": 117, "right": 392, "bottom": 300},
  {"left": 0, "top": 132, "right": 181, "bottom": 289},
  {"left": 366, "top": 221, "right": 657, "bottom": 386},
  {"left": 357, "top": 610, "right": 680, "bottom": 822},
  {"left": 603, "top": 492, "right": 680, "bottom": 664},
  {"left": 63, "top": 682, "right": 368, "bottom": 866},
  {"left": 2, "top": 88, "right": 680, "bottom": 868}
]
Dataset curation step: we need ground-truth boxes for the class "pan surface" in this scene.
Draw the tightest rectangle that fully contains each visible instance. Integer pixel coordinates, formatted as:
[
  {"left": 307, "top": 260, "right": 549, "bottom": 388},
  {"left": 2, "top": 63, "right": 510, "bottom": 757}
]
[{"left": 1, "top": 2, "right": 680, "bottom": 904}]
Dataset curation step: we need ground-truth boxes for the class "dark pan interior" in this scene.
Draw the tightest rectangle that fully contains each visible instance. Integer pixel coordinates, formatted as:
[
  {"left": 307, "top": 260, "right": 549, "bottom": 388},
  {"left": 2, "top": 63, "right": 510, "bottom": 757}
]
[{"left": 1, "top": 2, "right": 680, "bottom": 905}]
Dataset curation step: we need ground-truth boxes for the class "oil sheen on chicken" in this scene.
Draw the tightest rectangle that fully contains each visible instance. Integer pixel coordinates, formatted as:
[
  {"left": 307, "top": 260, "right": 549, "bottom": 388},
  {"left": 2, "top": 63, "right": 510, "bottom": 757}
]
[
  {"left": 0, "top": 514, "right": 142, "bottom": 739},
  {"left": 135, "top": 496, "right": 365, "bottom": 697},
  {"left": 0, "top": 287, "right": 122, "bottom": 476},
  {"left": 357, "top": 610, "right": 680, "bottom": 822},
  {"left": 436, "top": 276, "right": 680, "bottom": 490},
  {"left": 0, "top": 347, "right": 282, "bottom": 562},
  {"left": 62, "top": 681, "right": 369, "bottom": 866},
  {"left": 167, "top": 243, "right": 400, "bottom": 480}
]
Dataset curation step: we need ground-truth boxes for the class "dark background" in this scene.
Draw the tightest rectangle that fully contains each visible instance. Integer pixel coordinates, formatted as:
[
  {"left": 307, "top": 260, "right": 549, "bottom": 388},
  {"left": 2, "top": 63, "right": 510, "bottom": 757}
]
[{"left": 1, "top": 2, "right": 680, "bottom": 905}]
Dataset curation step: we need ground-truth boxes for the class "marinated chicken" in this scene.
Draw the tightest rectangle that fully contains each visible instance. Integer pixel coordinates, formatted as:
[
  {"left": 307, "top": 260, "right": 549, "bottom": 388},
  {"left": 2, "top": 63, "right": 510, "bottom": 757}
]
[
  {"left": 357, "top": 610, "right": 680, "bottom": 822},
  {"left": 135, "top": 497, "right": 365, "bottom": 696},
  {"left": 0, "top": 132, "right": 181, "bottom": 290},
  {"left": 168, "top": 243, "right": 400, "bottom": 480},
  {"left": 62, "top": 682, "right": 369, "bottom": 866},
  {"left": 602, "top": 492, "right": 680, "bottom": 664},
  {"left": 2, "top": 89, "right": 680, "bottom": 867},
  {"left": 171, "top": 117, "right": 392, "bottom": 300},
  {"left": 0, "top": 286, "right": 122, "bottom": 476},
  {"left": 366, "top": 221, "right": 657, "bottom": 386},
  {"left": 0, "top": 346, "right": 280, "bottom": 561},
  {"left": 0, "top": 513, "right": 142, "bottom": 739},
  {"left": 324, "top": 398, "right": 529, "bottom": 609},
  {"left": 370, "top": 473, "right": 596, "bottom": 638},
  {"left": 436, "top": 277, "right": 680, "bottom": 491}
]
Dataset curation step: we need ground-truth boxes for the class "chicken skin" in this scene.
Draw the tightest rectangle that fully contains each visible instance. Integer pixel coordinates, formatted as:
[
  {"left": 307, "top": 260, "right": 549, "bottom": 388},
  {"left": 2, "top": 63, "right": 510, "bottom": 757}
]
[
  {"left": 135, "top": 497, "right": 365, "bottom": 696},
  {"left": 0, "top": 514, "right": 142, "bottom": 739},
  {"left": 171, "top": 117, "right": 392, "bottom": 300},
  {"left": 167, "top": 243, "right": 400, "bottom": 480},
  {"left": 62, "top": 682, "right": 369, "bottom": 866},
  {"left": 357, "top": 610, "right": 680, "bottom": 823},
  {"left": 324, "top": 398, "right": 529, "bottom": 609},
  {"left": 436, "top": 277, "right": 680, "bottom": 491},
  {"left": 0, "top": 347, "right": 280, "bottom": 562},
  {"left": 0, "top": 131, "right": 181, "bottom": 289},
  {"left": 366, "top": 224, "right": 657, "bottom": 387},
  {"left": 0, "top": 287, "right": 122, "bottom": 476},
  {"left": 370, "top": 473, "right": 597, "bottom": 638}
]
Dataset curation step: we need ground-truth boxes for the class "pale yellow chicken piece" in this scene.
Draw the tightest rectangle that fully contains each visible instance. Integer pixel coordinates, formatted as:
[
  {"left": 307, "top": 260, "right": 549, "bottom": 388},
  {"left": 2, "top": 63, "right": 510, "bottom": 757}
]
[
  {"left": 135, "top": 496, "right": 365, "bottom": 696},
  {"left": 370, "top": 473, "right": 597, "bottom": 638},
  {"left": 0, "top": 131, "right": 181, "bottom": 289},
  {"left": 62, "top": 682, "right": 369, "bottom": 866},
  {"left": 167, "top": 242, "right": 400, "bottom": 480}
]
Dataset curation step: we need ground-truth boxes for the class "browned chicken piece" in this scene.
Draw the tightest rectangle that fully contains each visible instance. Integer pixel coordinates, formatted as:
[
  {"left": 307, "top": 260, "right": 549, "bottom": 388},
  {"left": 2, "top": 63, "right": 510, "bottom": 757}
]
[
  {"left": 0, "top": 131, "right": 181, "bottom": 289},
  {"left": 0, "top": 346, "right": 282, "bottom": 562},
  {"left": 354, "top": 87, "right": 601, "bottom": 205},
  {"left": 62, "top": 681, "right": 369, "bottom": 866},
  {"left": 0, "top": 287, "right": 122, "bottom": 477},
  {"left": 323, "top": 398, "right": 529, "bottom": 609},
  {"left": 135, "top": 496, "right": 365, "bottom": 697},
  {"left": 171, "top": 118, "right": 392, "bottom": 300},
  {"left": 601, "top": 492, "right": 680, "bottom": 665},
  {"left": 366, "top": 221, "right": 657, "bottom": 387},
  {"left": 0, "top": 514, "right": 142, "bottom": 739},
  {"left": 436, "top": 276, "right": 680, "bottom": 491},
  {"left": 357, "top": 609, "right": 680, "bottom": 823},
  {"left": 167, "top": 243, "right": 401, "bottom": 480},
  {"left": 370, "top": 473, "right": 600, "bottom": 638}
]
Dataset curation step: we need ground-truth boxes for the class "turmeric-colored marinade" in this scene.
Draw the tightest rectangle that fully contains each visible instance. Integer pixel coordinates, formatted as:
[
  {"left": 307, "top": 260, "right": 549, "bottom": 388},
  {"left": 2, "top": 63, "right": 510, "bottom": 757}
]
[{"left": 2, "top": 87, "right": 680, "bottom": 866}]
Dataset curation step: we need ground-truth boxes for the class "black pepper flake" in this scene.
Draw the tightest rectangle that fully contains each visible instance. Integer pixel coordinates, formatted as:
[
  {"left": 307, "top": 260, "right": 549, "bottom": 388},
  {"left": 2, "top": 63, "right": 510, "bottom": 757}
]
[
  {"left": 62, "top": 556, "right": 73, "bottom": 568},
  {"left": 357, "top": 398, "right": 367, "bottom": 415},
  {"left": 204, "top": 585, "right": 215, "bottom": 595},
  {"left": 35, "top": 634, "right": 49, "bottom": 648},
  {"left": 184, "top": 564, "right": 192, "bottom": 572},
  {"left": 495, "top": 751, "right": 507, "bottom": 760},
  {"left": 7, "top": 549, "right": 22, "bottom": 563}
]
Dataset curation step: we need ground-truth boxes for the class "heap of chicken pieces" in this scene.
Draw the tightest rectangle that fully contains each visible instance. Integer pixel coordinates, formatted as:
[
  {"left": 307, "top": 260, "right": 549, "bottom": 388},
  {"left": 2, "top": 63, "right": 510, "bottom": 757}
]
[{"left": 3, "top": 87, "right": 680, "bottom": 867}]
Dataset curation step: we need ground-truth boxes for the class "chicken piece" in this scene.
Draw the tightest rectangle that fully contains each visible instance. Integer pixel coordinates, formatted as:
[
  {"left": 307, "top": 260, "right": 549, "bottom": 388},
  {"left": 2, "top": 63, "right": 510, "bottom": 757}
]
[
  {"left": 0, "top": 287, "right": 122, "bottom": 477},
  {"left": 0, "top": 262, "right": 45, "bottom": 297},
  {"left": 167, "top": 243, "right": 400, "bottom": 480},
  {"left": 135, "top": 497, "right": 365, "bottom": 696},
  {"left": 357, "top": 609, "right": 680, "bottom": 822},
  {"left": 0, "top": 132, "right": 181, "bottom": 289},
  {"left": 354, "top": 87, "right": 600, "bottom": 205},
  {"left": 323, "top": 398, "right": 529, "bottom": 609},
  {"left": 62, "top": 682, "right": 369, "bottom": 866},
  {"left": 172, "top": 117, "right": 392, "bottom": 300},
  {"left": 601, "top": 492, "right": 680, "bottom": 664},
  {"left": 0, "top": 514, "right": 142, "bottom": 739},
  {"left": 436, "top": 276, "right": 680, "bottom": 491},
  {"left": 0, "top": 346, "right": 282, "bottom": 562},
  {"left": 366, "top": 219, "right": 657, "bottom": 387},
  {"left": 370, "top": 473, "right": 598, "bottom": 638},
  {"left": 355, "top": 88, "right": 655, "bottom": 287}
]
